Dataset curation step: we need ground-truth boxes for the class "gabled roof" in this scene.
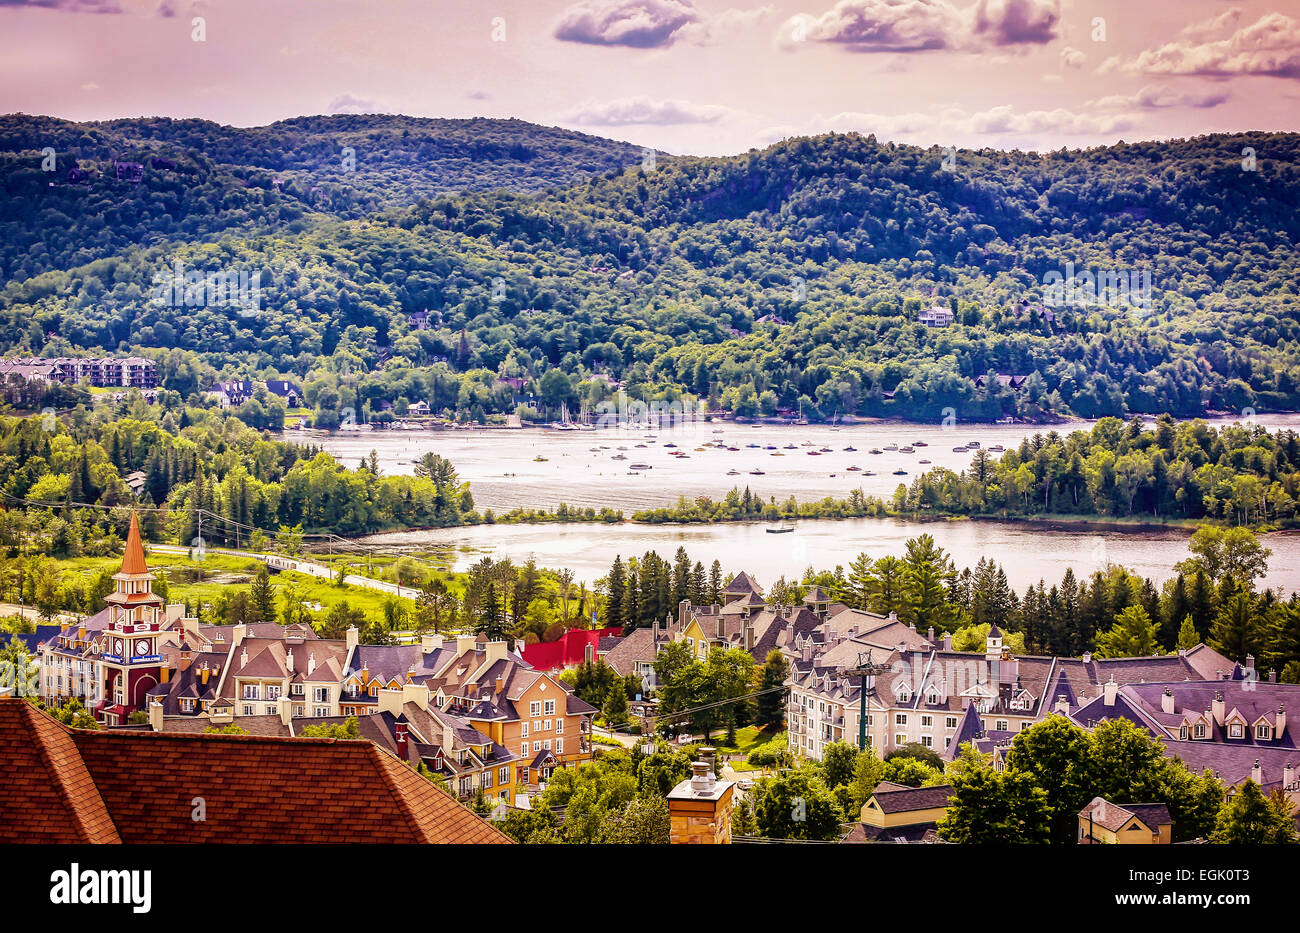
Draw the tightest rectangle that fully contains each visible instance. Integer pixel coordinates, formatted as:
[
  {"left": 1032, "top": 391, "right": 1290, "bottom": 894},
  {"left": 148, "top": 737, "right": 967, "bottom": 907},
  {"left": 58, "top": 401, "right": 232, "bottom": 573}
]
[
  {"left": 0, "top": 699, "right": 511, "bottom": 844},
  {"left": 723, "top": 571, "right": 761, "bottom": 595},
  {"left": 867, "top": 783, "right": 954, "bottom": 815},
  {"left": 0, "top": 699, "right": 120, "bottom": 843},
  {"left": 1079, "top": 796, "right": 1170, "bottom": 833}
]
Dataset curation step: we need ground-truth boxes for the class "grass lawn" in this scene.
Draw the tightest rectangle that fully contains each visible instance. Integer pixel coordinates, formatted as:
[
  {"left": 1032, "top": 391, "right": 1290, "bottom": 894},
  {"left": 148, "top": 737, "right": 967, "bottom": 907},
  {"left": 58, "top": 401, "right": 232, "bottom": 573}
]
[{"left": 708, "top": 725, "right": 779, "bottom": 758}]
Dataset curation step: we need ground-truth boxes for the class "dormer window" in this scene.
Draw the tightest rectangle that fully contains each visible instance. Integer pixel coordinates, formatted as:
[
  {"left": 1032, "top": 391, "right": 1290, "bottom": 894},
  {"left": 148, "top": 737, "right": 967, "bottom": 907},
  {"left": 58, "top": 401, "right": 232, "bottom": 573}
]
[
  {"left": 1179, "top": 725, "right": 1188, "bottom": 740},
  {"left": 1194, "top": 723, "right": 1207, "bottom": 739},
  {"left": 1230, "top": 723, "right": 1243, "bottom": 739},
  {"left": 1257, "top": 723, "right": 1272, "bottom": 740}
]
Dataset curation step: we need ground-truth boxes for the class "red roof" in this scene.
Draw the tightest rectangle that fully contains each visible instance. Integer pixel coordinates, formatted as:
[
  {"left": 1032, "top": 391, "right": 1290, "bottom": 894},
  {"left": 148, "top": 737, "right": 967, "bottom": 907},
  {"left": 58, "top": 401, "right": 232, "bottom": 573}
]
[
  {"left": 0, "top": 699, "right": 510, "bottom": 844},
  {"left": 521, "top": 627, "right": 621, "bottom": 672}
]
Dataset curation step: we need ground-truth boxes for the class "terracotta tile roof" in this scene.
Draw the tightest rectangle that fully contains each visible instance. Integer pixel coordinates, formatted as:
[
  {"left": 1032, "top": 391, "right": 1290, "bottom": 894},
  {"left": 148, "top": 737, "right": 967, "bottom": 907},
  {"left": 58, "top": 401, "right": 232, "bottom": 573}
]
[
  {"left": 0, "top": 700, "right": 120, "bottom": 843},
  {"left": 0, "top": 698, "right": 510, "bottom": 844}
]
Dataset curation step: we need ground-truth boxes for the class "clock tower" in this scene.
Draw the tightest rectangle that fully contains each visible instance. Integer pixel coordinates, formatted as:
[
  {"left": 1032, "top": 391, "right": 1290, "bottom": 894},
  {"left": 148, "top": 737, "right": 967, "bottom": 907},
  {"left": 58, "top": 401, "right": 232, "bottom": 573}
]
[{"left": 99, "top": 512, "right": 166, "bottom": 724}]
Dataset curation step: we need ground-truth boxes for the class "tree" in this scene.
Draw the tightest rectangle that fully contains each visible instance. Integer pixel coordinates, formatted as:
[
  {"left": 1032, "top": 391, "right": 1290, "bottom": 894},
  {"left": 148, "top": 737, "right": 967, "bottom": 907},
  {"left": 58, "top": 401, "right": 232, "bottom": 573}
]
[
  {"left": 603, "top": 681, "right": 629, "bottom": 724},
  {"left": 1095, "top": 605, "right": 1162, "bottom": 658},
  {"left": 602, "top": 795, "right": 670, "bottom": 844},
  {"left": 1004, "top": 715, "right": 1098, "bottom": 844},
  {"left": 756, "top": 649, "right": 789, "bottom": 731},
  {"left": 753, "top": 767, "right": 843, "bottom": 841},
  {"left": 1176, "top": 614, "right": 1200, "bottom": 650},
  {"left": 1210, "top": 781, "right": 1298, "bottom": 844},
  {"left": 1175, "top": 526, "right": 1271, "bottom": 589},
  {"left": 249, "top": 564, "right": 276, "bottom": 623},
  {"left": 1209, "top": 586, "right": 1257, "bottom": 661},
  {"left": 820, "top": 741, "right": 860, "bottom": 790},
  {"left": 939, "top": 765, "right": 1050, "bottom": 844}
]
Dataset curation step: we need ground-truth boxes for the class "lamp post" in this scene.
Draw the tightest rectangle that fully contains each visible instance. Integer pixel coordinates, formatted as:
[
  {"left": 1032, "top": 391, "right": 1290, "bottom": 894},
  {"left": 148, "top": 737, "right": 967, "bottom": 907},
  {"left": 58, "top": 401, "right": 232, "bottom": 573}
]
[{"left": 843, "top": 650, "right": 889, "bottom": 752}]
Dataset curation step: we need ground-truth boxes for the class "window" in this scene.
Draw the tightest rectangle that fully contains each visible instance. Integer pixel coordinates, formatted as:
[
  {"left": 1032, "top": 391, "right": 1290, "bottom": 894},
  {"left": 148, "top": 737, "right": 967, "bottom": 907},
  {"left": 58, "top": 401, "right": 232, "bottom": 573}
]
[
  {"left": 544, "top": 739, "right": 551, "bottom": 751},
  {"left": 543, "top": 719, "right": 552, "bottom": 732},
  {"left": 481, "top": 771, "right": 492, "bottom": 789},
  {"left": 1257, "top": 723, "right": 1271, "bottom": 740},
  {"left": 895, "top": 713, "right": 907, "bottom": 726},
  {"left": 520, "top": 744, "right": 528, "bottom": 758},
  {"left": 946, "top": 716, "right": 958, "bottom": 729},
  {"left": 894, "top": 734, "right": 906, "bottom": 746},
  {"left": 242, "top": 685, "right": 258, "bottom": 700},
  {"left": 556, "top": 719, "right": 564, "bottom": 734},
  {"left": 533, "top": 741, "right": 541, "bottom": 753},
  {"left": 921, "top": 735, "right": 933, "bottom": 748},
  {"left": 530, "top": 701, "right": 541, "bottom": 717},
  {"left": 556, "top": 739, "right": 564, "bottom": 754},
  {"left": 521, "top": 722, "right": 529, "bottom": 737},
  {"left": 1230, "top": 723, "right": 1243, "bottom": 738},
  {"left": 1179, "top": 725, "right": 1188, "bottom": 740},
  {"left": 499, "top": 766, "right": 510, "bottom": 785},
  {"left": 1194, "top": 723, "right": 1206, "bottom": 739},
  {"left": 544, "top": 699, "right": 556, "bottom": 716},
  {"left": 313, "top": 706, "right": 329, "bottom": 717},
  {"left": 180, "top": 698, "right": 195, "bottom": 713},
  {"left": 313, "top": 687, "right": 328, "bottom": 703},
  {"left": 921, "top": 715, "right": 933, "bottom": 728},
  {"left": 267, "top": 685, "right": 281, "bottom": 700},
  {"left": 995, "top": 720, "right": 1008, "bottom": 732},
  {"left": 243, "top": 705, "right": 255, "bottom": 716}
]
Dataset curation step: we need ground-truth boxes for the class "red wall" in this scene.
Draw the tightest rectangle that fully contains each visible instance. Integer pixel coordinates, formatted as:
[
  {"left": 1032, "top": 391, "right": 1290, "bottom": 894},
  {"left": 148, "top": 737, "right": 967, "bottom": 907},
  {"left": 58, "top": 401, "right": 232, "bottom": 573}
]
[{"left": 522, "top": 628, "right": 621, "bottom": 672}]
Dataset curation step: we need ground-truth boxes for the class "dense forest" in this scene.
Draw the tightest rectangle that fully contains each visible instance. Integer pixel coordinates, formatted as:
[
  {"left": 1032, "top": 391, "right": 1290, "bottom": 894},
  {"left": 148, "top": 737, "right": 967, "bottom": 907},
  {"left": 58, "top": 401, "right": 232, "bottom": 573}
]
[{"left": 1, "top": 115, "right": 1298, "bottom": 424}]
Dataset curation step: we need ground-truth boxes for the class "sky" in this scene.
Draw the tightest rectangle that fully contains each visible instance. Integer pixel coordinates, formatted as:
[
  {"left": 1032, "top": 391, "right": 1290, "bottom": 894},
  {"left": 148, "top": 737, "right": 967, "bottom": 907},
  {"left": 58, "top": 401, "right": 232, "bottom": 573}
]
[{"left": 1, "top": 0, "right": 1298, "bottom": 155}]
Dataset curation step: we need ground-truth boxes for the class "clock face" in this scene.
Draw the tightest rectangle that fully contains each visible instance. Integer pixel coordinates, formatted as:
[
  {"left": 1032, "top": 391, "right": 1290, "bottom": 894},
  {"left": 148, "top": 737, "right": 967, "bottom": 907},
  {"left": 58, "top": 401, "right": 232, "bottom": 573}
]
[
  {"left": 135, "top": 639, "right": 151, "bottom": 657},
  {"left": 113, "top": 639, "right": 124, "bottom": 656}
]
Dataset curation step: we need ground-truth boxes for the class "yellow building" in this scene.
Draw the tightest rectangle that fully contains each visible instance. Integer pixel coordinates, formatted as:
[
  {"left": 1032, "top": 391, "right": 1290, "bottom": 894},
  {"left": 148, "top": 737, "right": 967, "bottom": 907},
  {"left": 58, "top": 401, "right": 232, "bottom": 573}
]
[
  {"left": 844, "top": 781, "right": 954, "bottom": 843},
  {"left": 1078, "top": 797, "right": 1172, "bottom": 844}
]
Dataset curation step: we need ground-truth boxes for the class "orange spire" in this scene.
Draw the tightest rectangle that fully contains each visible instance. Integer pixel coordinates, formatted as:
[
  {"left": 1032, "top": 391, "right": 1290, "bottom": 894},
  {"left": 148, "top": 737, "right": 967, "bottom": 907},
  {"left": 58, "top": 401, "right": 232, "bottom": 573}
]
[{"left": 120, "top": 511, "right": 148, "bottom": 575}]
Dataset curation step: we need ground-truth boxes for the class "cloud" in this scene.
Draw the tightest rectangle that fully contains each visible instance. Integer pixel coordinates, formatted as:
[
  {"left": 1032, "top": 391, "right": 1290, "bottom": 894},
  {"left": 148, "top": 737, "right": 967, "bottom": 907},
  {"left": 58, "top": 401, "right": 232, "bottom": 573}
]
[
  {"left": 776, "top": 0, "right": 1060, "bottom": 53},
  {"left": 1087, "top": 84, "right": 1231, "bottom": 111},
  {"left": 328, "top": 94, "right": 382, "bottom": 115},
  {"left": 1059, "top": 45, "right": 1084, "bottom": 69},
  {"left": 0, "top": 0, "right": 125, "bottom": 12},
  {"left": 971, "top": 0, "right": 1059, "bottom": 46},
  {"left": 1124, "top": 11, "right": 1300, "bottom": 79},
  {"left": 553, "top": 0, "right": 701, "bottom": 48},
  {"left": 561, "top": 95, "right": 735, "bottom": 125}
]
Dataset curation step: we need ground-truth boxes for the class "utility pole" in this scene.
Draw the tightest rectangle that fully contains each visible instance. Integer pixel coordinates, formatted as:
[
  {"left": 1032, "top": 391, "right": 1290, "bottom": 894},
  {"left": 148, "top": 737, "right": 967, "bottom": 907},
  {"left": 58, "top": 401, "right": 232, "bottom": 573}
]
[{"left": 842, "top": 650, "right": 889, "bottom": 752}]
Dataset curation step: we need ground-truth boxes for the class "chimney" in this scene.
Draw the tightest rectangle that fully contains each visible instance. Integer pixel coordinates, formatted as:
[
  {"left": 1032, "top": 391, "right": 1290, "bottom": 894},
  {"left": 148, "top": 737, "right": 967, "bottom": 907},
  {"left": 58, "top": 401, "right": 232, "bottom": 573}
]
[
  {"left": 938, "top": 676, "right": 948, "bottom": 703},
  {"left": 346, "top": 625, "right": 359, "bottom": 653},
  {"left": 395, "top": 721, "right": 409, "bottom": 760},
  {"left": 1277, "top": 705, "right": 1287, "bottom": 739},
  {"left": 285, "top": 648, "right": 294, "bottom": 673},
  {"left": 1270, "top": 668, "right": 1278, "bottom": 684},
  {"left": 1161, "top": 687, "right": 1175, "bottom": 715},
  {"left": 378, "top": 686, "right": 403, "bottom": 717},
  {"left": 1285, "top": 762, "right": 1295, "bottom": 789},
  {"left": 1251, "top": 759, "right": 1263, "bottom": 786},
  {"left": 667, "top": 761, "right": 735, "bottom": 844},
  {"left": 495, "top": 676, "right": 504, "bottom": 694},
  {"left": 1081, "top": 651, "right": 1092, "bottom": 664},
  {"left": 744, "top": 622, "right": 755, "bottom": 652},
  {"left": 402, "top": 681, "right": 430, "bottom": 711},
  {"left": 1103, "top": 678, "right": 1118, "bottom": 707},
  {"left": 1054, "top": 694, "right": 1069, "bottom": 715},
  {"left": 927, "top": 626, "right": 935, "bottom": 644},
  {"left": 77, "top": 625, "right": 86, "bottom": 642},
  {"left": 887, "top": 611, "right": 897, "bottom": 622},
  {"left": 421, "top": 633, "right": 444, "bottom": 651},
  {"left": 678, "top": 599, "right": 690, "bottom": 628},
  {"left": 232, "top": 622, "right": 247, "bottom": 647},
  {"left": 717, "top": 616, "right": 725, "bottom": 639},
  {"left": 941, "top": 633, "right": 952, "bottom": 651},
  {"left": 239, "top": 648, "right": 248, "bottom": 668},
  {"left": 1212, "top": 690, "right": 1225, "bottom": 725},
  {"left": 199, "top": 663, "right": 211, "bottom": 686},
  {"left": 584, "top": 642, "right": 595, "bottom": 663},
  {"left": 278, "top": 695, "right": 293, "bottom": 726},
  {"left": 307, "top": 652, "right": 317, "bottom": 676},
  {"left": 149, "top": 697, "right": 164, "bottom": 732},
  {"left": 801, "top": 639, "right": 811, "bottom": 663},
  {"left": 1245, "top": 654, "right": 1256, "bottom": 678},
  {"left": 486, "top": 640, "right": 508, "bottom": 664},
  {"left": 443, "top": 721, "right": 454, "bottom": 753},
  {"left": 455, "top": 634, "right": 476, "bottom": 656}
]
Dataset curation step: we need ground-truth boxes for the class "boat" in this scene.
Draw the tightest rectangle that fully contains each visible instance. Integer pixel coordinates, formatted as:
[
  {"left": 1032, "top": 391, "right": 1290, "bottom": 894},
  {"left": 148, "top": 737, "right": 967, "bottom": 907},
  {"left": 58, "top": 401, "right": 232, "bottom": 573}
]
[
  {"left": 884, "top": 444, "right": 898, "bottom": 451},
  {"left": 533, "top": 456, "right": 548, "bottom": 462},
  {"left": 819, "top": 447, "right": 833, "bottom": 453},
  {"left": 893, "top": 469, "right": 908, "bottom": 475},
  {"left": 630, "top": 463, "right": 652, "bottom": 470},
  {"left": 749, "top": 469, "right": 765, "bottom": 475},
  {"left": 765, "top": 524, "right": 795, "bottom": 534},
  {"left": 862, "top": 470, "right": 876, "bottom": 476},
  {"left": 989, "top": 444, "right": 1005, "bottom": 452},
  {"left": 967, "top": 441, "right": 981, "bottom": 448},
  {"left": 953, "top": 446, "right": 968, "bottom": 452},
  {"left": 807, "top": 451, "right": 821, "bottom": 456},
  {"left": 784, "top": 444, "right": 798, "bottom": 450},
  {"left": 727, "top": 469, "right": 740, "bottom": 476},
  {"left": 900, "top": 446, "right": 915, "bottom": 453},
  {"left": 664, "top": 443, "right": 677, "bottom": 448},
  {"left": 914, "top": 441, "right": 928, "bottom": 447},
  {"left": 612, "top": 454, "right": 627, "bottom": 460},
  {"left": 843, "top": 446, "right": 857, "bottom": 452},
  {"left": 919, "top": 459, "right": 932, "bottom": 464},
  {"left": 869, "top": 448, "right": 883, "bottom": 455},
  {"left": 770, "top": 452, "right": 784, "bottom": 457},
  {"left": 846, "top": 465, "right": 862, "bottom": 471}
]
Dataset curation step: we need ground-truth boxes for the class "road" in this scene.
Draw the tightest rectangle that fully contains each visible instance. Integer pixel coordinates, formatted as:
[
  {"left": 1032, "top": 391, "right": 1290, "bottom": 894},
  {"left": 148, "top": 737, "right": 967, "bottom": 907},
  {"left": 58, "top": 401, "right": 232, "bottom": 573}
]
[{"left": 148, "top": 544, "right": 420, "bottom": 600}]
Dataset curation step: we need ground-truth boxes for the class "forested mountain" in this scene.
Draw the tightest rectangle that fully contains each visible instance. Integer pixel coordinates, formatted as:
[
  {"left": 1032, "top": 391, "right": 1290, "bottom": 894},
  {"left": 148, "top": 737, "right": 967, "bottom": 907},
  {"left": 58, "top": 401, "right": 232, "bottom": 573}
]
[{"left": 2, "top": 115, "right": 1299, "bottom": 424}]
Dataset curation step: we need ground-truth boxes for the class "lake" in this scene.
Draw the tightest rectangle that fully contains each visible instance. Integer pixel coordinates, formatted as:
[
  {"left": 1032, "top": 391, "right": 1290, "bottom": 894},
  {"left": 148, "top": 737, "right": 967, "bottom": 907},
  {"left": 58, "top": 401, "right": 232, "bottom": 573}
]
[{"left": 309, "top": 414, "right": 1300, "bottom": 593}]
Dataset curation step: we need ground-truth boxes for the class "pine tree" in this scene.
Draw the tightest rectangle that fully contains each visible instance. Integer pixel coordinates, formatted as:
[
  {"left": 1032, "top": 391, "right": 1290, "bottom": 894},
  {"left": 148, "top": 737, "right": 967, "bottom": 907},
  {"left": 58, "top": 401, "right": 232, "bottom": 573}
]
[
  {"left": 249, "top": 564, "right": 276, "bottom": 624},
  {"left": 1209, "top": 587, "right": 1256, "bottom": 662},
  {"left": 605, "top": 556, "right": 626, "bottom": 630},
  {"left": 1177, "top": 615, "right": 1201, "bottom": 650},
  {"left": 1095, "top": 605, "right": 1162, "bottom": 658}
]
